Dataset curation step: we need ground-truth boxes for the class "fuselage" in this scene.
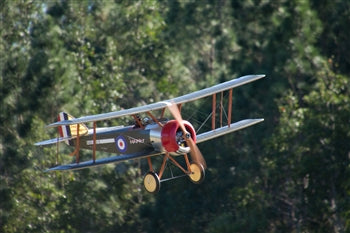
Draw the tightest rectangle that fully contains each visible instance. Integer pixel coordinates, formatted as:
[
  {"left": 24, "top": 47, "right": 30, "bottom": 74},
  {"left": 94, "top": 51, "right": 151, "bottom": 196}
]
[
  {"left": 71, "top": 122, "right": 162, "bottom": 155},
  {"left": 68, "top": 118, "right": 195, "bottom": 156}
]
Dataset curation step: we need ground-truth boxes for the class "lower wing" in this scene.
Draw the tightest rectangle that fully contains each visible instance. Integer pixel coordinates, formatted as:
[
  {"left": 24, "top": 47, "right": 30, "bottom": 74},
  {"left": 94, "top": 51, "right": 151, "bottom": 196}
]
[
  {"left": 46, "top": 150, "right": 160, "bottom": 171},
  {"left": 43, "top": 119, "right": 263, "bottom": 171},
  {"left": 196, "top": 118, "right": 264, "bottom": 144},
  {"left": 35, "top": 136, "right": 74, "bottom": 146}
]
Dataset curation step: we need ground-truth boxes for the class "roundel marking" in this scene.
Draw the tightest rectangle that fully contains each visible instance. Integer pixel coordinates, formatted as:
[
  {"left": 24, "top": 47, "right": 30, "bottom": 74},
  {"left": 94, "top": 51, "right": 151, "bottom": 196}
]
[{"left": 116, "top": 135, "right": 127, "bottom": 153}]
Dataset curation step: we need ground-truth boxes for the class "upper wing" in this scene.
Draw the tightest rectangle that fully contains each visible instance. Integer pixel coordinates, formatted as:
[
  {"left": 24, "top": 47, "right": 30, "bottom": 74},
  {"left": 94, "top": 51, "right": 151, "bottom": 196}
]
[
  {"left": 47, "top": 74, "right": 265, "bottom": 127},
  {"left": 46, "top": 150, "right": 160, "bottom": 171}
]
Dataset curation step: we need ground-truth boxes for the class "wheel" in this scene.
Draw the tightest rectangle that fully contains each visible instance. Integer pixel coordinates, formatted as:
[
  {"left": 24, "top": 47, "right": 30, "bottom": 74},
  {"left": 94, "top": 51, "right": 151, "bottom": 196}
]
[
  {"left": 143, "top": 171, "right": 160, "bottom": 193},
  {"left": 188, "top": 163, "right": 205, "bottom": 184}
]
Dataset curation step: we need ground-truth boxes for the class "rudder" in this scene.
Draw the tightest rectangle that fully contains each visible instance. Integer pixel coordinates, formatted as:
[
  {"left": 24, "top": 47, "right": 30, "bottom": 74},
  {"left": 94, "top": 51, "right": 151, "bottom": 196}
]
[{"left": 58, "top": 112, "right": 88, "bottom": 140}]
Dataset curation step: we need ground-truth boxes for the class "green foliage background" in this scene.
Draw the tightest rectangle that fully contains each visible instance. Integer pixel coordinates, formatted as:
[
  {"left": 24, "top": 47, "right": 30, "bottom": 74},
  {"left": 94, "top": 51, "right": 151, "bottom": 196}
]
[{"left": 1, "top": 0, "right": 350, "bottom": 232}]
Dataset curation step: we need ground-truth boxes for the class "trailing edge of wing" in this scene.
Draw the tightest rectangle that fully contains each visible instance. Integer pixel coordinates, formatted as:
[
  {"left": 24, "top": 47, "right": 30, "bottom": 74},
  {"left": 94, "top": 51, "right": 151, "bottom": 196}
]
[
  {"left": 196, "top": 119, "right": 264, "bottom": 144},
  {"left": 45, "top": 150, "right": 160, "bottom": 171},
  {"left": 47, "top": 74, "right": 265, "bottom": 127}
]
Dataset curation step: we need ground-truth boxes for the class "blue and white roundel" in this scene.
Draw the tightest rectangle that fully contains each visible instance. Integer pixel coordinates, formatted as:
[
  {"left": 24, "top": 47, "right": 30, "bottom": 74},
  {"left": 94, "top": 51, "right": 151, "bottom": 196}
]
[{"left": 116, "top": 135, "right": 127, "bottom": 153}]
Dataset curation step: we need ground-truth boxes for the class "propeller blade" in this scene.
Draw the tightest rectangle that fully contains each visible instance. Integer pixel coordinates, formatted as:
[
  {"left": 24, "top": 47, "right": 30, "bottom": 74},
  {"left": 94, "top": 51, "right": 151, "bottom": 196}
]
[
  {"left": 166, "top": 102, "right": 207, "bottom": 168},
  {"left": 166, "top": 103, "right": 187, "bottom": 133},
  {"left": 187, "top": 137, "right": 207, "bottom": 169}
]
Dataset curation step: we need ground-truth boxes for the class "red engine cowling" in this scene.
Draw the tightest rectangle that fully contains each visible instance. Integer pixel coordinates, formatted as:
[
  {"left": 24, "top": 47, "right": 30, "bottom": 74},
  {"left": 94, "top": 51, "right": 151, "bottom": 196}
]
[{"left": 161, "top": 120, "right": 196, "bottom": 155}]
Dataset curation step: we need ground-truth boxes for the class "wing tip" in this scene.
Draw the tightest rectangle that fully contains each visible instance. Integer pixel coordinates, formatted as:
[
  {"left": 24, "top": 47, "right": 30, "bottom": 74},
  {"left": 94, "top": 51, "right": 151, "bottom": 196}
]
[
  {"left": 243, "top": 74, "right": 266, "bottom": 80},
  {"left": 46, "top": 120, "right": 74, "bottom": 128},
  {"left": 45, "top": 164, "right": 73, "bottom": 172}
]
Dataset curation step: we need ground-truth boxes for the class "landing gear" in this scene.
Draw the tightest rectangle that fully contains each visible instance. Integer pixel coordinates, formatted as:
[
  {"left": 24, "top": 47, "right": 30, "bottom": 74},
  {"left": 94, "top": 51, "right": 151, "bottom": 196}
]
[
  {"left": 188, "top": 163, "right": 205, "bottom": 184},
  {"left": 143, "top": 171, "right": 160, "bottom": 193},
  {"left": 143, "top": 155, "right": 206, "bottom": 193}
]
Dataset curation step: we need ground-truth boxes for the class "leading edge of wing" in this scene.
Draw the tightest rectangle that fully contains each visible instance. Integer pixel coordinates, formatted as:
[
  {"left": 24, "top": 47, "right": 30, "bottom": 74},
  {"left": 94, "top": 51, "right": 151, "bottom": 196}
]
[
  {"left": 46, "top": 150, "right": 160, "bottom": 171},
  {"left": 47, "top": 74, "right": 265, "bottom": 127},
  {"left": 35, "top": 136, "right": 74, "bottom": 146},
  {"left": 196, "top": 118, "right": 264, "bottom": 144}
]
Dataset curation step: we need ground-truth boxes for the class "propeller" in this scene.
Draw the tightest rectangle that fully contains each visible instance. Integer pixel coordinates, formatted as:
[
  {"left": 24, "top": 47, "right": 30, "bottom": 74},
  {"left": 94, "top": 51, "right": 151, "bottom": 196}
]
[{"left": 166, "top": 102, "right": 207, "bottom": 168}]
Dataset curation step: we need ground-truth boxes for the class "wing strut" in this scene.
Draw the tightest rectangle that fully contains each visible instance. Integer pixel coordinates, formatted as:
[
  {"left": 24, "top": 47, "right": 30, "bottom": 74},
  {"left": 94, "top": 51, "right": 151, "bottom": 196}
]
[
  {"left": 66, "top": 123, "right": 84, "bottom": 164},
  {"left": 220, "top": 91, "right": 224, "bottom": 127},
  {"left": 56, "top": 128, "right": 60, "bottom": 164},
  {"left": 146, "top": 111, "right": 164, "bottom": 127},
  {"left": 211, "top": 88, "right": 234, "bottom": 130},
  {"left": 67, "top": 124, "right": 80, "bottom": 163},
  {"left": 65, "top": 122, "right": 98, "bottom": 164},
  {"left": 212, "top": 94, "right": 216, "bottom": 130},
  {"left": 75, "top": 124, "right": 80, "bottom": 163},
  {"left": 93, "top": 122, "right": 97, "bottom": 163},
  {"left": 228, "top": 89, "right": 233, "bottom": 127}
]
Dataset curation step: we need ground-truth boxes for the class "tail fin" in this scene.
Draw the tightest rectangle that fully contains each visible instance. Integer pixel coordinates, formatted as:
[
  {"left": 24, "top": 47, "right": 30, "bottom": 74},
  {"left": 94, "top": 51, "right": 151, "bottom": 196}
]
[
  {"left": 35, "top": 113, "right": 89, "bottom": 147},
  {"left": 58, "top": 112, "right": 89, "bottom": 141}
]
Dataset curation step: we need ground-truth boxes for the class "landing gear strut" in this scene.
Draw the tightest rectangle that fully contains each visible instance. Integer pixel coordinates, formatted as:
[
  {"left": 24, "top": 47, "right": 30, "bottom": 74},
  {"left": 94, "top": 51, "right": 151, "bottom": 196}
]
[{"left": 143, "top": 159, "right": 206, "bottom": 193}]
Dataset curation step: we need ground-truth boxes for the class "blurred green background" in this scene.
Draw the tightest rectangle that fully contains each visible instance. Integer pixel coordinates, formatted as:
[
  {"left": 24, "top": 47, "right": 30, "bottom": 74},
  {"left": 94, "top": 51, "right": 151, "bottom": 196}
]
[{"left": 1, "top": 0, "right": 349, "bottom": 232}]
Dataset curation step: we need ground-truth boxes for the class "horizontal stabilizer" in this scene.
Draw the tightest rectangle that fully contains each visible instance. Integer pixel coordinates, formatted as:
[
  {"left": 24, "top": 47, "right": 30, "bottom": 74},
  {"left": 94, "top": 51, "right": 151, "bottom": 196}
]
[
  {"left": 196, "top": 119, "right": 264, "bottom": 144},
  {"left": 46, "top": 150, "right": 159, "bottom": 171},
  {"left": 35, "top": 136, "right": 74, "bottom": 146}
]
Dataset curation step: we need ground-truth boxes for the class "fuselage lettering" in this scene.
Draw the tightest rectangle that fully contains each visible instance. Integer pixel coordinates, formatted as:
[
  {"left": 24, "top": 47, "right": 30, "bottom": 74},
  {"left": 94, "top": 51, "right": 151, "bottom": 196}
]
[{"left": 129, "top": 138, "right": 145, "bottom": 144}]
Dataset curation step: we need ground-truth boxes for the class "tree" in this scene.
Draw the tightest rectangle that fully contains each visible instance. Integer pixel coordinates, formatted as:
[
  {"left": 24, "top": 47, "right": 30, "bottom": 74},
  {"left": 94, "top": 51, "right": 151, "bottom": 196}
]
[
  {"left": 1, "top": 0, "right": 350, "bottom": 232},
  {"left": 265, "top": 68, "right": 350, "bottom": 232},
  {"left": 311, "top": 0, "right": 350, "bottom": 75}
]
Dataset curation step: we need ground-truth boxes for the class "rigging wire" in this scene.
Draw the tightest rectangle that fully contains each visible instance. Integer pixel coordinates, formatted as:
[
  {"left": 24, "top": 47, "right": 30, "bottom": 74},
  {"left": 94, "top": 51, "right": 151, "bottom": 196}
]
[{"left": 183, "top": 90, "right": 232, "bottom": 133}]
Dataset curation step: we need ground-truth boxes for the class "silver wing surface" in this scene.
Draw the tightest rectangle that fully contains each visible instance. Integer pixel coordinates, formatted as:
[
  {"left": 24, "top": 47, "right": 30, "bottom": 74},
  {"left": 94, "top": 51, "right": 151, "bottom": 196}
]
[
  {"left": 196, "top": 119, "right": 264, "bottom": 144},
  {"left": 46, "top": 150, "right": 160, "bottom": 171},
  {"left": 47, "top": 74, "right": 265, "bottom": 127},
  {"left": 35, "top": 136, "right": 75, "bottom": 146}
]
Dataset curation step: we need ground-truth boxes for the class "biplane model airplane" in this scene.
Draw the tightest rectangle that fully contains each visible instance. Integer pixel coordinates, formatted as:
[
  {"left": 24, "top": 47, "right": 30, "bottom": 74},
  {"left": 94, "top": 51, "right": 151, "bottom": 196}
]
[{"left": 35, "top": 74, "right": 265, "bottom": 193}]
